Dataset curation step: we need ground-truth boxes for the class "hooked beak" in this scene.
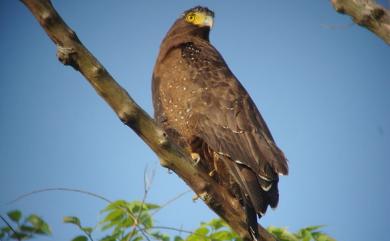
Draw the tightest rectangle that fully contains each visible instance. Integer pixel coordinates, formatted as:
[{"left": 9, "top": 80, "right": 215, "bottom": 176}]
[{"left": 203, "top": 15, "right": 214, "bottom": 28}]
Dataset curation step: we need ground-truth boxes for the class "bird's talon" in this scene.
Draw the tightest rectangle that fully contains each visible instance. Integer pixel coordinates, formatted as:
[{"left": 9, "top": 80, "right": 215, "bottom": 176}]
[
  {"left": 192, "top": 192, "right": 208, "bottom": 202},
  {"left": 209, "top": 169, "right": 216, "bottom": 176},
  {"left": 191, "top": 152, "right": 201, "bottom": 166},
  {"left": 192, "top": 194, "right": 200, "bottom": 201}
]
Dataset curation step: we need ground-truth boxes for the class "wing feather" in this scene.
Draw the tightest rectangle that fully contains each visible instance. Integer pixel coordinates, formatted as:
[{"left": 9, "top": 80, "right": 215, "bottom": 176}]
[{"left": 186, "top": 41, "right": 288, "bottom": 181}]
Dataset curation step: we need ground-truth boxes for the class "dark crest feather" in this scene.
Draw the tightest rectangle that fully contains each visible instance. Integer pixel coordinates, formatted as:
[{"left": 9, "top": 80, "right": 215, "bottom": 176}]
[{"left": 182, "top": 6, "right": 215, "bottom": 17}]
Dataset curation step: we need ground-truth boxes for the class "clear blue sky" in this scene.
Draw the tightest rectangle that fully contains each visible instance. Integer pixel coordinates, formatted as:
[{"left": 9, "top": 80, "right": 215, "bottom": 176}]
[{"left": 1, "top": 1, "right": 389, "bottom": 241}]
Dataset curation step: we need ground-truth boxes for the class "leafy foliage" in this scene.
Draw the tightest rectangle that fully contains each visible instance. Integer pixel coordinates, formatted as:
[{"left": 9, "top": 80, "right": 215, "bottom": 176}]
[
  {"left": 0, "top": 210, "right": 51, "bottom": 240},
  {"left": 184, "top": 218, "right": 241, "bottom": 241},
  {"left": 1, "top": 203, "right": 336, "bottom": 241},
  {"left": 267, "top": 226, "right": 336, "bottom": 241},
  {"left": 63, "top": 200, "right": 162, "bottom": 241}
]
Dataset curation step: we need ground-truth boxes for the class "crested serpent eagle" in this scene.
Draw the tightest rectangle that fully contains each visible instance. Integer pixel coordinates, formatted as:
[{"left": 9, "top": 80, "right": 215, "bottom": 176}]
[{"left": 152, "top": 6, "right": 288, "bottom": 240}]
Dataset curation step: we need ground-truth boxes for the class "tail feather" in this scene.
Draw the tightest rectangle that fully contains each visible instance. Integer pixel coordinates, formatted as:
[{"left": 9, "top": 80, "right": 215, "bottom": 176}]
[
  {"left": 238, "top": 166, "right": 268, "bottom": 216},
  {"left": 244, "top": 200, "right": 260, "bottom": 241},
  {"left": 267, "top": 182, "right": 279, "bottom": 208},
  {"left": 220, "top": 155, "right": 280, "bottom": 240}
]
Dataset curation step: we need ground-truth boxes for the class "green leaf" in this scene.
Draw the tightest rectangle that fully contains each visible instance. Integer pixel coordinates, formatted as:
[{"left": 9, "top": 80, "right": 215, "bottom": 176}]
[
  {"left": 186, "top": 235, "right": 205, "bottom": 241},
  {"left": 1, "top": 226, "right": 11, "bottom": 233},
  {"left": 145, "top": 203, "right": 160, "bottom": 210},
  {"left": 267, "top": 226, "right": 299, "bottom": 241},
  {"left": 81, "top": 226, "right": 93, "bottom": 235},
  {"left": 11, "top": 232, "right": 31, "bottom": 240},
  {"left": 100, "top": 235, "right": 118, "bottom": 241},
  {"left": 26, "top": 214, "right": 51, "bottom": 235},
  {"left": 127, "top": 201, "right": 143, "bottom": 213},
  {"left": 102, "top": 210, "right": 124, "bottom": 223},
  {"left": 119, "top": 217, "right": 134, "bottom": 229},
  {"left": 301, "top": 229, "right": 312, "bottom": 241},
  {"left": 304, "top": 225, "right": 325, "bottom": 232},
  {"left": 38, "top": 222, "right": 51, "bottom": 235},
  {"left": 64, "top": 216, "right": 81, "bottom": 227},
  {"left": 151, "top": 231, "right": 170, "bottom": 241},
  {"left": 125, "top": 201, "right": 159, "bottom": 214},
  {"left": 194, "top": 226, "right": 209, "bottom": 236},
  {"left": 139, "top": 213, "right": 153, "bottom": 229},
  {"left": 267, "top": 226, "right": 285, "bottom": 237},
  {"left": 208, "top": 218, "right": 226, "bottom": 230},
  {"left": 131, "top": 236, "right": 143, "bottom": 241},
  {"left": 174, "top": 236, "right": 184, "bottom": 241},
  {"left": 71, "top": 235, "right": 88, "bottom": 241},
  {"left": 100, "top": 212, "right": 129, "bottom": 232},
  {"left": 210, "top": 230, "right": 234, "bottom": 240},
  {"left": 100, "top": 222, "right": 117, "bottom": 232},
  {"left": 20, "top": 225, "right": 37, "bottom": 233},
  {"left": 7, "top": 210, "right": 22, "bottom": 223},
  {"left": 312, "top": 232, "right": 337, "bottom": 241},
  {"left": 101, "top": 200, "right": 128, "bottom": 213}
]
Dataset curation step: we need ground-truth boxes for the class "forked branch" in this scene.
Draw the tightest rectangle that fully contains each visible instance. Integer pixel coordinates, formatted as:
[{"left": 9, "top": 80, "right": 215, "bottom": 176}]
[{"left": 20, "top": 1, "right": 277, "bottom": 240}]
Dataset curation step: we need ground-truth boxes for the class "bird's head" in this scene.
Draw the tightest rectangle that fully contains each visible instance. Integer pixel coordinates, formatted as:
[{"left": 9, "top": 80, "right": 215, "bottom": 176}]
[
  {"left": 163, "top": 6, "right": 215, "bottom": 42},
  {"left": 182, "top": 6, "right": 214, "bottom": 28}
]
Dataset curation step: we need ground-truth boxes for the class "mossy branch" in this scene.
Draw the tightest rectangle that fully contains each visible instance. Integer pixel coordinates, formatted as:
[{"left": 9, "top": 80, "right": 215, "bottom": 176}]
[
  {"left": 20, "top": 0, "right": 277, "bottom": 240},
  {"left": 331, "top": 0, "right": 390, "bottom": 45}
]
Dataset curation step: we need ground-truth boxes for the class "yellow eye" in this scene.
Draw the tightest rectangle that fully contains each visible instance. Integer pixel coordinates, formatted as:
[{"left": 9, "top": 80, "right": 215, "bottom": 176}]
[{"left": 186, "top": 13, "right": 196, "bottom": 22}]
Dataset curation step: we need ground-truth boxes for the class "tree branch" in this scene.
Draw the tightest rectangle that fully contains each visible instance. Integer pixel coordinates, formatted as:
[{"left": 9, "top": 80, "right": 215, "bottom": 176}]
[
  {"left": 331, "top": 0, "right": 390, "bottom": 45},
  {"left": 20, "top": 1, "right": 277, "bottom": 240}
]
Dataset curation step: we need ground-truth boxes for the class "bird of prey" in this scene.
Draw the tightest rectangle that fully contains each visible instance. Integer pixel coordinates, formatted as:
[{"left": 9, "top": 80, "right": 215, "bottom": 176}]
[{"left": 152, "top": 6, "right": 288, "bottom": 240}]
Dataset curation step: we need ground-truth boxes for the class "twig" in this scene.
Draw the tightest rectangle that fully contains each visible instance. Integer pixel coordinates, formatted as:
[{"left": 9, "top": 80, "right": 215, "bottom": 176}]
[
  {"left": 320, "top": 22, "right": 354, "bottom": 29},
  {"left": 86, "top": 232, "right": 94, "bottom": 241},
  {"left": 7, "top": 187, "right": 138, "bottom": 223},
  {"left": 127, "top": 166, "right": 155, "bottom": 241},
  {"left": 140, "top": 225, "right": 233, "bottom": 241},
  {"left": 142, "top": 225, "right": 194, "bottom": 235},
  {"left": 6, "top": 186, "right": 155, "bottom": 241},
  {"left": 6, "top": 187, "right": 112, "bottom": 205},
  {"left": 151, "top": 190, "right": 191, "bottom": 216},
  {"left": 0, "top": 215, "right": 18, "bottom": 239},
  {"left": 6, "top": 187, "right": 147, "bottom": 238}
]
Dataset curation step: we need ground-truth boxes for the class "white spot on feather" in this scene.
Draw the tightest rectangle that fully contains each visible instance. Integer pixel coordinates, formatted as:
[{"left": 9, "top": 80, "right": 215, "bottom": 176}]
[
  {"left": 235, "top": 160, "right": 244, "bottom": 164},
  {"left": 258, "top": 210, "right": 266, "bottom": 216},
  {"left": 217, "top": 152, "right": 231, "bottom": 158},
  {"left": 258, "top": 174, "right": 272, "bottom": 182},
  {"left": 232, "top": 130, "right": 244, "bottom": 134},
  {"left": 261, "top": 183, "right": 272, "bottom": 192}
]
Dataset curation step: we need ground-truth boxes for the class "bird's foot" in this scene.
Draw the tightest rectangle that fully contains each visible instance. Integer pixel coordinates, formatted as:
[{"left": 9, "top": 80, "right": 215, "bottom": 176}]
[
  {"left": 191, "top": 152, "right": 201, "bottom": 166},
  {"left": 192, "top": 194, "right": 199, "bottom": 201},
  {"left": 192, "top": 192, "right": 208, "bottom": 202},
  {"left": 159, "top": 158, "right": 169, "bottom": 168}
]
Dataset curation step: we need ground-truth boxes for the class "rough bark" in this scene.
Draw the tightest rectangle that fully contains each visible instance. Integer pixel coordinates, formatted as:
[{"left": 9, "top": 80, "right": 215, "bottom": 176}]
[
  {"left": 331, "top": 0, "right": 390, "bottom": 45},
  {"left": 20, "top": 0, "right": 277, "bottom": 240}
]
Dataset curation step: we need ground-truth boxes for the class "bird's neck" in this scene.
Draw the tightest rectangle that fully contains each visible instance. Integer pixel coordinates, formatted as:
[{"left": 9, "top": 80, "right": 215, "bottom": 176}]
[
  {"left": 164, "top": 26, "right": 210, "bottom": 43},
  {"left": 157, "top": 27, "right": 210, "bottom": 63}
]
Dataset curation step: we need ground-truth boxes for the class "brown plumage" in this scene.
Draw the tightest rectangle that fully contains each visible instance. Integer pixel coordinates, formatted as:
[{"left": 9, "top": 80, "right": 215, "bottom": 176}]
[{"left": 152, "top": 6, "right": 288, "bottom": 240}]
